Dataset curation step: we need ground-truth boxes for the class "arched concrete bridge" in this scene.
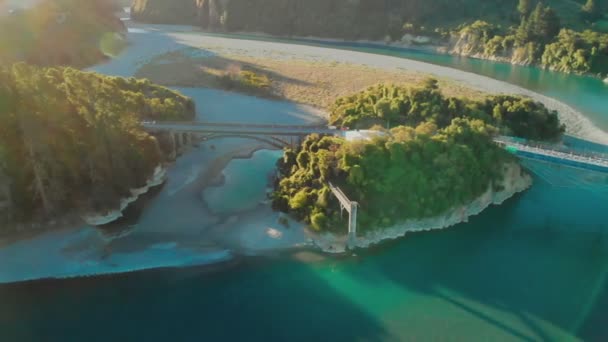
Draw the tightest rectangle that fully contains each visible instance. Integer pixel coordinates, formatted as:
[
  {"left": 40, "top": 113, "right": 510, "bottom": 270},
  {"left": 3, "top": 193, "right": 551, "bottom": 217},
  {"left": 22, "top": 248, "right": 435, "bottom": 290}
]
[{"left": 142, "top": 122, "right": 608, "bottom": 173}]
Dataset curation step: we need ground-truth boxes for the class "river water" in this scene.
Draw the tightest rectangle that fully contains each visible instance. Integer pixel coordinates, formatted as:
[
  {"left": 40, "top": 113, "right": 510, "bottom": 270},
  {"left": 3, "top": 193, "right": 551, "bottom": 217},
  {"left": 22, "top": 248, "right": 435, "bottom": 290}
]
[{"left": 1, "top": 37, "right": 608, "bottom": 340}]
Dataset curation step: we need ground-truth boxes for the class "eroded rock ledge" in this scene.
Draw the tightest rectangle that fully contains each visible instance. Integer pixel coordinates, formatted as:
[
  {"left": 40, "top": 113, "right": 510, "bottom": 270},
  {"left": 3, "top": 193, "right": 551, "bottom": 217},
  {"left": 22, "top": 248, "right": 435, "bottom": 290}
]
[{"left": 312, "top": 162, "right": 532, "bottom": 253}]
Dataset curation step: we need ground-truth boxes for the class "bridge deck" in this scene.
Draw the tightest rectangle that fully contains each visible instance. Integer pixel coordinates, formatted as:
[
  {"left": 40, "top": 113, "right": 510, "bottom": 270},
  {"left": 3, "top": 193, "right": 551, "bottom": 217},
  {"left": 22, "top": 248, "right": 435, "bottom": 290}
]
[
  {"left": 494, "top": 137, "right": 608, "bottom": 172},
  {"left": 328, "top": 182, "right": 354, "bottom": 214},
  {"left": 142, "top": 122, "right": 608, "bottom": 172},
  {"left": 142, "top": 122, "right": 338, "bottom": 136}
]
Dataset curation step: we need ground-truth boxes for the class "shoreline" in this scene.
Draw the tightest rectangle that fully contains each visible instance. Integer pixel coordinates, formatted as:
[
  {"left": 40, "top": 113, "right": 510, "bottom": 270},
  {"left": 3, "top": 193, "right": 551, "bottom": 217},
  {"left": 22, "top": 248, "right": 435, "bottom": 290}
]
[
  {"left": 310, "top": 162, "right": 533, "bottom": 253},
  {"left": 201, "top": 29, "right": 607, "bottom": 80},
  {"left": 81, "top": 166, "right": 168, "bottom": 226}
]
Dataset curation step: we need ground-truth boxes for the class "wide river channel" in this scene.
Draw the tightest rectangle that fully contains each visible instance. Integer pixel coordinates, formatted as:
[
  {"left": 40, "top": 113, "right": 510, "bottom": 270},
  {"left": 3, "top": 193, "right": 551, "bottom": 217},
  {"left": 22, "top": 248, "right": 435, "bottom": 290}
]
[{"left": 1, "top": 33, "right": 608, "bottom": 341}]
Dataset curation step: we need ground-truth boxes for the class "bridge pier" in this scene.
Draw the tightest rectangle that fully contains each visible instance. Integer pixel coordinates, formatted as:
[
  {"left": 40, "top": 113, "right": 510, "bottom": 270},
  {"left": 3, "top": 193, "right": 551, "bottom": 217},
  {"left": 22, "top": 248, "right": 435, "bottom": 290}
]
[
  {"left": 347, "top": 202, "right": 358, "bottom": 248},
  {"left": 329, "top": 182, "right": 359, "bottom": 250},
  {"left": 176, "top": 132, "right": 184, "bottom": 149},
  {"left": 168, "top": 132, "right": 177, "bottom": 160}
]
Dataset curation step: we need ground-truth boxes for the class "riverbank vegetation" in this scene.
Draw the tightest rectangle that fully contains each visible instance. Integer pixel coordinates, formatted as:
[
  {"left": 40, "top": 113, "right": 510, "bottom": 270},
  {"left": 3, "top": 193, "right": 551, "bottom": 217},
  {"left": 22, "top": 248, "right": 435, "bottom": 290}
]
[
  {"left": 217, "top": 69, "right": 273, "bottom": 96},
  {"left": 451, "top": 1, "right": 608, "bottom": 75},
  {"left": 272, "top": 120, "right": 514, "bottom": 232},
  {"left": 0, "top": 0, "right": 126, "bottom": 68},
  {"left": 330, "top": 81, "right": 564, "bottom": 141},
  {"left": 0, "top": 64, "right": 195, "bottom": 231},
  {"left": 273, "top": 79, "right": 565, "bottom": 232}
]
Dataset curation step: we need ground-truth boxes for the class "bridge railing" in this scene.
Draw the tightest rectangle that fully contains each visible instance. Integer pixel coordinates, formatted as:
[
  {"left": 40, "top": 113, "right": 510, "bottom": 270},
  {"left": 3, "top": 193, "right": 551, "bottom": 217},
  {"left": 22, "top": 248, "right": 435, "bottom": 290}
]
[
  {"left": 494, "top": 136, "right": 608, "bottom": 163},
  {"left": 142, "top": 121, "right": 330, "bottom": 130}
]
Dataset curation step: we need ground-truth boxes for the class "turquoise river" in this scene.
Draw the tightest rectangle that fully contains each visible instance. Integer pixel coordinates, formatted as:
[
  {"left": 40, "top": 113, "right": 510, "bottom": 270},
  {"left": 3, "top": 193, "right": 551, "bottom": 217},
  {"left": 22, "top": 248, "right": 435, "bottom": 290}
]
[{"left": 1, "top": 40, "right": 608, "bottom": 341}]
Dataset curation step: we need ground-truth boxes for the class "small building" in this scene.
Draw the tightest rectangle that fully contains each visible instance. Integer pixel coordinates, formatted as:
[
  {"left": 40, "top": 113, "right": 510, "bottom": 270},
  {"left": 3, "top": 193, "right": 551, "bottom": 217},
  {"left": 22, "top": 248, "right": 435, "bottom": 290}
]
[{"left": 342, "top": 130, "right": 388, "bottom": 142}]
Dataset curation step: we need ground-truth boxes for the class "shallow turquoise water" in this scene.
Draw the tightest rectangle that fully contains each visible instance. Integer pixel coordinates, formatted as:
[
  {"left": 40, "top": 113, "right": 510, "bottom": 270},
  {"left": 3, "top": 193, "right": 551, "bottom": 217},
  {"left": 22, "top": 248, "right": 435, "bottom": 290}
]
[
  {"left": 1, "top": 43, "right": 608, "bottom": 341},
  {"left": 1, "top": 175, "right": 607, "bottom": 341},
  {"left": 204, "top": 150, "right": 282, "bottom": 215}
]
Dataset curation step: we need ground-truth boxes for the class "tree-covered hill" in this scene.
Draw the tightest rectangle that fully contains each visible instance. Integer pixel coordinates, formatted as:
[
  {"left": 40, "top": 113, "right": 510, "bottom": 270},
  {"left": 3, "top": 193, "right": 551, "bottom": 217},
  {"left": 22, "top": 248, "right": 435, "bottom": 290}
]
[
  {"left": 272, "top": 80, "right": 565, "bottom": 232},
  {"left": 0, "top": 0, "right": 127, "bottom": 67},
  {"left": 273, "top": 120, "right": 514, "bottom": 232},
  {"left": 0, "top": 64, "right": 194, "bottom": 228},
  {"left": 132, "top": 0, "right": 522, "bottom": 37},
  {"left": 132, "top": 0, "right": 605, "bottom": 38},
  {"left": 330, "top": 80, "right": 565, "bottom": 141}
]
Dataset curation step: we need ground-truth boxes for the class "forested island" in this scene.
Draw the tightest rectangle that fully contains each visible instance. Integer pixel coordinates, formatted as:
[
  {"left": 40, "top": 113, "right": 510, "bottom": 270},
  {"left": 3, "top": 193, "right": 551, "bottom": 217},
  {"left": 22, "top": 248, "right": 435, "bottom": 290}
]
[
  {"left": 0, "top": 63, "right": 194, "bottom": 233},
  {"left": 131, "top": 0, "right": 608, "bottom": 77},
  {"left": 272, "top": 80, "right": 565, "bottom": 234},
  {"left": 0, "top": 0, "right": 126, "bottom": 67}
]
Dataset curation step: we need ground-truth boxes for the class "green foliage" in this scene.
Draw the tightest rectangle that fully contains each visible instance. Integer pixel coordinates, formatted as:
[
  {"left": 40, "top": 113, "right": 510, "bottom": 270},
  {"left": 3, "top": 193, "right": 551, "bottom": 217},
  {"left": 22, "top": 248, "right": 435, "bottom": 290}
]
[
  {"left": 273, "top": 117, "right": 515, "bottom": 232},
  {"left": 453, "top": 1, "right": 607, "bottom": 75},
  {"left": 542, "top": 29, "right": 608, "bottom": 74},
  {"left": 217, "top": 70, "right": 272, "bottom": 96},
  {"left": 275, "top": 80, "right": 565, "bottom": 232},
  {"left": 132, "top": 0, "right": 518, "bottom": 40},
  {"left": 330, "top": 81, "right": 564, "bottom": 141},
  {"left": 0, "top": 64, "right": 194, "bottom": 227},
  {"left": 310, "top": 212, "right": 328, "bottom": 231},
  {"left": 273, "top": 79, "right": 566, "bottom": 232}
]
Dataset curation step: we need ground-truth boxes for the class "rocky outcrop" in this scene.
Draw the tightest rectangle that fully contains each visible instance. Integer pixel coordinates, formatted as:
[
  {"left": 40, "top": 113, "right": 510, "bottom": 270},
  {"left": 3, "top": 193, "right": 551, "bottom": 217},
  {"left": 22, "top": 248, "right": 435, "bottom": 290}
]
[
  {"left": 447, "top": 29, "right": 535, "bottom": 67},
  {"left": 312, "top": 162, "right": 532, "bottom": 253}
]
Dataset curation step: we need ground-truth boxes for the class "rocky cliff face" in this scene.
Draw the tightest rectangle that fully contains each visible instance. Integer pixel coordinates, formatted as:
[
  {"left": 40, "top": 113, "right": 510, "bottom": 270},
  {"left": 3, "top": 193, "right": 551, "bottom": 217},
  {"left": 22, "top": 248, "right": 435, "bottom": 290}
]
[{"left": 448, "top": 32, "right": 536, "bottom": 66}]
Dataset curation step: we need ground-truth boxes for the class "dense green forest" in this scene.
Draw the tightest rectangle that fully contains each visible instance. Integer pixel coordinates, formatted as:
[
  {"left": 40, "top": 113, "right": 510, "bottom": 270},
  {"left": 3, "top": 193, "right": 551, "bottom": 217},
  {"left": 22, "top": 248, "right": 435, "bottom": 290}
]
[
  {"left": 451, "top": 1, "right": 608, "bottom": 75},
  {"left": 0, "top": 64, "right": 194, "bottom": 228},
  {"left": 272, "top": 120, "right": 514, "bottom": 232},
  {"left": 131, "top": 0, "right": 604, "bottom": 35},
  {"left": 330, "top": 81, "right": 565, "bottom": 141},
  {"left": 0, "top": 0, "right": 126, "bottom": 67},
  {"left": 273, "top": 80, "right": 565, "bottom": 232},
  {"left": 130, "top": 0, "right": 534, "bottom": 37}
]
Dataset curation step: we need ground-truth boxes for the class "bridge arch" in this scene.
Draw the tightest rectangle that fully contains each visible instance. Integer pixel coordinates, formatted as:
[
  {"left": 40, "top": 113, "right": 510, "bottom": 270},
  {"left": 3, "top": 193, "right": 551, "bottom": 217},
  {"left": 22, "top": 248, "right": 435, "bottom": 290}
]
[{"left": 198, "top": 133, "right": 297, "bottom": 149}]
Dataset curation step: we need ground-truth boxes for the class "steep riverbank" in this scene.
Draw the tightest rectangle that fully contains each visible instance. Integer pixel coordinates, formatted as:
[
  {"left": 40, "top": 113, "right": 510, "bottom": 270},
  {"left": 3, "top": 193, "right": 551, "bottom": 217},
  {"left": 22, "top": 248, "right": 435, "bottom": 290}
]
[
  {"left": 312, "top": 163, "right": 533, "bottom": 253},
  {"left": 82, "top": 166, "right": 168, "bottom": 226}
]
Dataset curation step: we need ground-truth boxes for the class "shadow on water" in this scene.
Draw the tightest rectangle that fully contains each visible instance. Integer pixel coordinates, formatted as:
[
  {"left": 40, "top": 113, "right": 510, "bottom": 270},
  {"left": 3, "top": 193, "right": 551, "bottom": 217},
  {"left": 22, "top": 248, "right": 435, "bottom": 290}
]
[
  {"left": 0, "top": 258, "right": 390, "bottom": 342},
  {"left": 340, "top": 178, "right": 608, "bottom": 340}
]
